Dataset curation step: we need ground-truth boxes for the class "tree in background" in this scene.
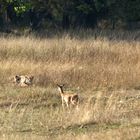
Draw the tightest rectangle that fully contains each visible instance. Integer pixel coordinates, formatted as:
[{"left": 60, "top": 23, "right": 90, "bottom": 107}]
[
  {"left": 122, "top": 0, "right": 140, "bottom": 29},
  {"left": 0, "top": 0, "right": 139, "bottom": 30}
]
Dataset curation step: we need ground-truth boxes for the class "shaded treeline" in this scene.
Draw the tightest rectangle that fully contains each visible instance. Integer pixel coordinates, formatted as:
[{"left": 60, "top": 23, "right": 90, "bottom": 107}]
[{"left": 0, "top": 0, "right": 140, "bottom": 31}]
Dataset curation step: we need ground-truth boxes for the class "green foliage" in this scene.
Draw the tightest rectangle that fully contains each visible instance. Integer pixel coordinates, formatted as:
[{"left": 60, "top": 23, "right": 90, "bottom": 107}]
[
  {"left": 0, "top": 0, "right": 140, "bottom": 29},
  {"left": 77, "top": 3, "right": 93, "bottom": 14},
  {"left": 124, "top": 0, "right": 140, "bottom": 21},
  {"left": 14, "top": 2, "right": 31, "bottom": 15},
  {"left": 94, "top": 0, "right": 106, "bottom": 12}
]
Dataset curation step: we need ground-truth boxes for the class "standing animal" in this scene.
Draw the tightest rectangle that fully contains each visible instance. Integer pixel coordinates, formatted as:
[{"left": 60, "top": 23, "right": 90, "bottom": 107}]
[{"left": 57, "top": 84, "right": 79, "bottom": 108}]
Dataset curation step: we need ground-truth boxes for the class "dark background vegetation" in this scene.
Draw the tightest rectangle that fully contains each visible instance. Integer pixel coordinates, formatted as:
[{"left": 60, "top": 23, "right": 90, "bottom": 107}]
[{"left": 0, "top": 0, "right": 140, "bottom": 32}]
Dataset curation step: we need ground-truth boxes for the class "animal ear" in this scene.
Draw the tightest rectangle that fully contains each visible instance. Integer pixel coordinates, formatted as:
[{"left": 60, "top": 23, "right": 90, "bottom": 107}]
[
  {"left": 15, "top": 75, "right": 21, "bottom": 81},
  {"left": 61, "top": 84, "right": 65, "bottom": 87},
  {"left": 15, "top": 75, "right": 20, "bottom": 79},
  {"left": 57, "top": 84, "right": 65, "bottom": 87}
]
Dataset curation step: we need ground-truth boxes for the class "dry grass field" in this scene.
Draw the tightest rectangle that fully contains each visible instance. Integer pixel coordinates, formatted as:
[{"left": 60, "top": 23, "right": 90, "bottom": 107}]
[{"left": 0, "top": 29, "right": 140, "bottom": 139}]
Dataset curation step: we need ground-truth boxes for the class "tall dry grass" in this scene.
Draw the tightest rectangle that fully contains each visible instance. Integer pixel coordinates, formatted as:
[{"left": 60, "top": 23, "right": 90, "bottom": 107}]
[
  {"left": 0, "top": 29, "right": 140, "bottom": 139},
  {"left": 0, "top": 89, "right": 140, "bottom": 139},
  {"left": 0, "top": 29, "right": 140, "bottom": 89}
]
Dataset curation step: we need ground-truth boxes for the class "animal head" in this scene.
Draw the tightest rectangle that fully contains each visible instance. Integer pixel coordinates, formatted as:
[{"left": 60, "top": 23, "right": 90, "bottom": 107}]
[
  {"left": 57, "top": 84, "right": 65, "bottom": 93},
  {"left": 15, "top": 75, "right": 21, "bottom": 83},
  {"left": 9, "top": 75, "right": 21, "bottom": 84}
]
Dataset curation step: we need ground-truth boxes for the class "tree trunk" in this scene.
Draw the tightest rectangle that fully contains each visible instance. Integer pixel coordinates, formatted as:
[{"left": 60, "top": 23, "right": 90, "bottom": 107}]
[{"left": 62, "top": 13, "right": 69, "bottom": 30}]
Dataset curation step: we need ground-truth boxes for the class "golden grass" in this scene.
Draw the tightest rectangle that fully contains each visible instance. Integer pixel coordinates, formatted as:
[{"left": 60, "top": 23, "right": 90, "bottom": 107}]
[
  {"left": 0, "top": 30, "right": 140, "bottom": 89},
  {"left": 0, "top": 29, "right": 140, "bottom": 139},
  {"left": 0, "top": 89, "right": 140, "bottom": 139}
]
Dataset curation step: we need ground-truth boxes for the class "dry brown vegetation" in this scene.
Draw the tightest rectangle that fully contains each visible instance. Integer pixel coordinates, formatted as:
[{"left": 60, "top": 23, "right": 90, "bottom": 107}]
[{"left": 0, "top": 29, "right": 140, "bottom": 139}]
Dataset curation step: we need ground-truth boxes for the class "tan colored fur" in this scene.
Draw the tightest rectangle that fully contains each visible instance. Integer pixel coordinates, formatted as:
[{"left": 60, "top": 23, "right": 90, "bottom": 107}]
[
  {"left": 57, "top": 84, "right": 79, "bottom": 108},
  {"left": 12, "top": 75, "right": 34, "bottom": 87}
]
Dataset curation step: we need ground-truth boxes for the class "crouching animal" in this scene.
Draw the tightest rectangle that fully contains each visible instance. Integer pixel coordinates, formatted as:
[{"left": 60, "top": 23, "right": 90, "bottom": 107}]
[{"left": 12, "top": 75, "right": 34, "bottom": 87}]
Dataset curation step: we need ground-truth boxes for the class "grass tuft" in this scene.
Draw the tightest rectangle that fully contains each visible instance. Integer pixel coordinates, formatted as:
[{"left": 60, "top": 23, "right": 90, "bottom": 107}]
[{"left": 0, "top": 30, "right": 140, "bottom": 139}]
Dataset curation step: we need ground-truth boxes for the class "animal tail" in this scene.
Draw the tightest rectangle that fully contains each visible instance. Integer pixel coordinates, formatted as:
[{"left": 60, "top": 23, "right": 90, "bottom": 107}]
[{"left": 71, "top": 94, "right": 79, "bottom": 104}]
